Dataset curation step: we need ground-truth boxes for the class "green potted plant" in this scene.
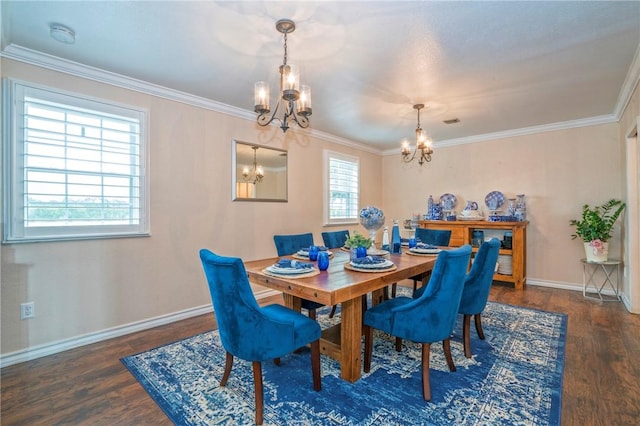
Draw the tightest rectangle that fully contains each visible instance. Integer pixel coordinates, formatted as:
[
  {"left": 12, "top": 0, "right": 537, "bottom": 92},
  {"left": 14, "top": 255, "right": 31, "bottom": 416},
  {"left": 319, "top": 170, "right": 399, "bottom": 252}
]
[
  {"left": 570, "top": 199, "right": 626, "bottom": 262},
  {"left": 344, "top": 231, "right": 372, "bottom": 249},
  {"left": 344, "top": 231, "right": 372, "bottom": 259}
]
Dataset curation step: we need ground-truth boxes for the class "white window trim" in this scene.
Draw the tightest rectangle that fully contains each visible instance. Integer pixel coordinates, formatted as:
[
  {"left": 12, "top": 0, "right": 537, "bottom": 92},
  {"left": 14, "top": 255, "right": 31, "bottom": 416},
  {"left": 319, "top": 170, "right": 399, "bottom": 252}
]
[
  {"left": 2, "top": 78, "right": 150, "bottom": 243},
  {"left": 323, "top": 149, "right": 360, "bottom": 226}
]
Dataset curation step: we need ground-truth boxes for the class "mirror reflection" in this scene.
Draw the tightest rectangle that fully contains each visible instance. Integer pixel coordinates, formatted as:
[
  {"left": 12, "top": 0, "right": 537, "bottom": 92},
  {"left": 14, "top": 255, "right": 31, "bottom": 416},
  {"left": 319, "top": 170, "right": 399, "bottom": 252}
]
[{"left": 232, "top": 141, "right": 287, "bottom": 202}]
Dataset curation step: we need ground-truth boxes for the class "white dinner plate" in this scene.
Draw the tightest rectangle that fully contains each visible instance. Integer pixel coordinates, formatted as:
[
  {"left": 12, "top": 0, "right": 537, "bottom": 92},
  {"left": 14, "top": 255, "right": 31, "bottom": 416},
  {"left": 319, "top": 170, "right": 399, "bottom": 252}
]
[
  {"left": 267, "top": 265, "right": 314, "bottom": 275},
  {"left": 349, "top": 259, "right": 394, "bottom": 269},
  {"left": 410, "top": 248, "right": 441, "bottom": 254}
]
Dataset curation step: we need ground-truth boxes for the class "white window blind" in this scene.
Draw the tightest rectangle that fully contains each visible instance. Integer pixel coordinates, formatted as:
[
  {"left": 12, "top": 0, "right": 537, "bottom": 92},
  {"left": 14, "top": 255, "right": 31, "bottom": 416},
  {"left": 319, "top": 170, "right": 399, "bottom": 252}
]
[
  {"left": 3, "top": 79, "right": 149, "bottom": 242},
  {"left": 324, "top": 150, "right": 359, "bottom": 224}
]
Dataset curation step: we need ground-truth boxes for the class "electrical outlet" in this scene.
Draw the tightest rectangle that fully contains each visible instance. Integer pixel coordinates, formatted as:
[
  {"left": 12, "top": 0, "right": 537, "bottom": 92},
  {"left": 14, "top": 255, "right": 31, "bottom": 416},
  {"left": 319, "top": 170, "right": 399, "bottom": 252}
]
[{"left": 20, "top": 302, "right": 35, "bottom": 319}]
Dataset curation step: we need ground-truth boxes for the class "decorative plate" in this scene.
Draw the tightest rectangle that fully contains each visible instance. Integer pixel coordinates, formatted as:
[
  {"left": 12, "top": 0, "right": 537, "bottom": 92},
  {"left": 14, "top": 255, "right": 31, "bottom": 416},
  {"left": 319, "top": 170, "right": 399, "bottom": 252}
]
[
  {"left": 439, "top": 193, "right": 457, "bottom": 210},
  {"left": 485, "top": 191, "right": 506, "bottom": 210},
  {"left": 440, "top": 193, "right": 458, "bottom": 210},
  {"left": 349, "top": 258, "right": 394, "bottom": 269}
]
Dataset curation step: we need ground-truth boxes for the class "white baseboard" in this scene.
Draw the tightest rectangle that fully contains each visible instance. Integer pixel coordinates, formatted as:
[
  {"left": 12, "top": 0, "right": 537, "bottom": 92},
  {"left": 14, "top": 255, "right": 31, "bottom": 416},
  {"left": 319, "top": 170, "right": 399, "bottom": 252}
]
[
  {"left": 0, "top": 288, "right": 281, "bottom": 369},
  {"left": 1, "top": 281, "right": 623, "bottom": 369}
]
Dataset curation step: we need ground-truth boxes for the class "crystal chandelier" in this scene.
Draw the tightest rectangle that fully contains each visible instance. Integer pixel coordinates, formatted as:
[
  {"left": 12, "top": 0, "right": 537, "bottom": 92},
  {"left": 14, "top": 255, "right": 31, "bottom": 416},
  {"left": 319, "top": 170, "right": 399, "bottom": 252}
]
[
  {"left": 401, "top": 104, "right": 434, "bottom": 165},
  {"left": 254, "top": 19, "right": 312, "bottom": 133},
  {"left": 242, "top": 146, "right": 264, "bottom": 184}
]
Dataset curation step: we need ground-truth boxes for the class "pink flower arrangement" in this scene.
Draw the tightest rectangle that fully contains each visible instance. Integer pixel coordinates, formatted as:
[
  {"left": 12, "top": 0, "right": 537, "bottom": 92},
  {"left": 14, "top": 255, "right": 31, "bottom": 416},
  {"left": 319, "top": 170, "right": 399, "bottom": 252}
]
[{"left": 589, "top": 239, "right": 607, "bottom": 256}]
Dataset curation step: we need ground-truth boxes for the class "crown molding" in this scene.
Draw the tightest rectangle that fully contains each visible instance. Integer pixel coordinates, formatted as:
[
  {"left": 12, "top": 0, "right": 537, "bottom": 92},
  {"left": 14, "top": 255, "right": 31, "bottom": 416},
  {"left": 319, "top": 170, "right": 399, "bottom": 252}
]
[
  {"left": 1, "top": 44, "right": 380, "bottom": 155},
  {"left": 614, "top": 42, "right": 640, "bottom": 118},
  {"left": 3, "top": 42, "right": 637, "bottom": 158},
  {"left": 382, "top": 113, "right": 618, "bottom": 155}
]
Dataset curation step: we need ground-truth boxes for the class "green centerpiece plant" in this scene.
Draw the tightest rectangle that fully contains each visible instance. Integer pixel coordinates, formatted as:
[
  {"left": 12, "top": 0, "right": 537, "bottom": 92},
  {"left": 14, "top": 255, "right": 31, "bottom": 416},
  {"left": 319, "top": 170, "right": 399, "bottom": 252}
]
[
  {"left": 569, "top": 199, "right": 626, "bottom": 261},
  {"left": 344, "top": 231, "right": 372, "bottom": 249}
]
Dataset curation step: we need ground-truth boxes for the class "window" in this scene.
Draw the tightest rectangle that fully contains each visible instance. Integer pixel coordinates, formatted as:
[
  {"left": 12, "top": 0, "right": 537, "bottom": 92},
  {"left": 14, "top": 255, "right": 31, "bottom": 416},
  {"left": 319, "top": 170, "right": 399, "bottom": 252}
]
[
  {"left": 3, "top": 79, "right": 149, "bottom": 242},
  {"left": 323, "top": 150, "right": 359, "bottom": 224}
]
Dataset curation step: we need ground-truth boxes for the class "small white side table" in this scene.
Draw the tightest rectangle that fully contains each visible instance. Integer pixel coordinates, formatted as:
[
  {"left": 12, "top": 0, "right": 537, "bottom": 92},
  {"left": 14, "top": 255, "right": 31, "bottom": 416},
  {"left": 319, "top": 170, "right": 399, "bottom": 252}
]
[{"left": 581, "top": 259, "right": 622, "bottom": 302}]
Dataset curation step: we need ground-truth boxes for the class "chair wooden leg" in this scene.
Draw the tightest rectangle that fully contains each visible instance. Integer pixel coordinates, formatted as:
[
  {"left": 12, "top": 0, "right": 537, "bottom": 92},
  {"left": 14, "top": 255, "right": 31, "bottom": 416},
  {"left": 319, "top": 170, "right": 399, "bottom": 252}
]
[
  {"left": 391, "top": 283, "right": 397, "bottom": 298},
  {"left": 363, "top": 325, "right": 373, "bottom": 373},
  {"left": 308, "top": 309, "right": 317, "bottom": 320},
  {"left": 474, "top": 313, "right": 485, "bottom": 340},
  {"left": 421, "top": 343, "right": 432, "bottom": 401},
  {"left": 443, "top": 338, "right": 456, "bottom": 372},
  {"left": 220, "top": 351, "right": 233, "bottom": 386},
  {"left": 310, "top": 339, "right": 321, "bottom": 391},
  {"left": 395, "top": 337, "right": 402, "bottom": 352},
  {"left": 463, "top": 314, "right": 472, "bottom": 358},
  {"left": 273, "top": 357, "right": 281, "bottom": 366},
  {"left": 328, "top": 305, "right": 338, "bottom": 318},
  {"left": 252, "top": 361, "right": 264, "bottom": 425},
  {"left": 361, "top": 295, "right": 368, "bottom": 312}
]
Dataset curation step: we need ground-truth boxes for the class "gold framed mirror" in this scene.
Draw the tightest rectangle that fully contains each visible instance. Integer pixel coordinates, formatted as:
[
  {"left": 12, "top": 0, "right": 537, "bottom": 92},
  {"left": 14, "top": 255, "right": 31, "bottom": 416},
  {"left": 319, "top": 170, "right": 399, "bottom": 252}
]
[{"left": 232, "top": 140, "right": 288, "bottom": 202}]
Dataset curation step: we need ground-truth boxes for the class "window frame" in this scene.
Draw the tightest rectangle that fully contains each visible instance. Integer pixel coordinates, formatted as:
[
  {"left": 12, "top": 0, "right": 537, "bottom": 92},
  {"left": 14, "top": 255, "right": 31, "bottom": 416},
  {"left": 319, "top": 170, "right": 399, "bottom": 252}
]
[
  {"left": 323, "top": 150, "right": 360, "bottom": 226},
  {"left": 2, "top": 78, "right": 150, "bottom": 243}
]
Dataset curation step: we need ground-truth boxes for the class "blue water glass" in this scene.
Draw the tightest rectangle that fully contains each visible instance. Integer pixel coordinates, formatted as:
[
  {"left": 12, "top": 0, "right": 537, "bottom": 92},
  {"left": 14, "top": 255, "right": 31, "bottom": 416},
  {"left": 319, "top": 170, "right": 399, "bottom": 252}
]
[
  {"left": 317, "top": 251, "right": 329, "bottom": 271},
  {"left": 308, "top": 246, "right": 319, "bottom": 261},
  {"left": 409, "top": 237, "right": 417, "bottom": 248},
  {"left": 356, "top": 246, "right": 367, "bottom": 258}
]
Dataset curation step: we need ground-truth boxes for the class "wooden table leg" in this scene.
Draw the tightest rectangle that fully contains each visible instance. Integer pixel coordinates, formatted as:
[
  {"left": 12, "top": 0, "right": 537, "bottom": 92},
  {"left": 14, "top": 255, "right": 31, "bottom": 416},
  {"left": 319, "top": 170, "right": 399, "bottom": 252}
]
[
  {"left": 283, "top": 294, "right": 302, "bottom": 312},
  {"left": 340, "top": 297, "right": 363, "bottom": 382}
]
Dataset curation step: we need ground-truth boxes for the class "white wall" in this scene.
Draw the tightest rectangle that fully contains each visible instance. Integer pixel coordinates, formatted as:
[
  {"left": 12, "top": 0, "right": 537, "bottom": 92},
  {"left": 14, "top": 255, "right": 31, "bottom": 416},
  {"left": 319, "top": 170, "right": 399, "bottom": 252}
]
[
  {"left": 381, "top": 123, "right": 625, "bottom": 289},
  {"left": 0, "top": 59, "right": 382, "bottom": 356}
]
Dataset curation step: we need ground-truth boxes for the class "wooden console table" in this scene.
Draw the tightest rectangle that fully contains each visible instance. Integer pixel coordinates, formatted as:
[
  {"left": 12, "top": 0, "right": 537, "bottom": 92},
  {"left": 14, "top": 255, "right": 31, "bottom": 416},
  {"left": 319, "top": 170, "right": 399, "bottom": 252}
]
[{"left": 418, "top": 220, "right": 527, "bottom": 289}]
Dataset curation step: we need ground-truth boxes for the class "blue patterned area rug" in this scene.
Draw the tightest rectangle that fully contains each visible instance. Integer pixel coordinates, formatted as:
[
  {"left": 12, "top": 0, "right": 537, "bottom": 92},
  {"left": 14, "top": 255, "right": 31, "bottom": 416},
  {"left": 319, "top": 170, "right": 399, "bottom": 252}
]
[{"left": 121, "top": 300, "right": 566, "bottom": 425}]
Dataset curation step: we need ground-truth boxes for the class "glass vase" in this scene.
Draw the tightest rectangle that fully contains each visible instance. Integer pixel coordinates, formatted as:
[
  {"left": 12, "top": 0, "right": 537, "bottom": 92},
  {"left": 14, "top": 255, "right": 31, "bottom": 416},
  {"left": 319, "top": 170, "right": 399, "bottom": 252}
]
[{"left": 515, "top": 194, "right": 526, "bottom": 221}]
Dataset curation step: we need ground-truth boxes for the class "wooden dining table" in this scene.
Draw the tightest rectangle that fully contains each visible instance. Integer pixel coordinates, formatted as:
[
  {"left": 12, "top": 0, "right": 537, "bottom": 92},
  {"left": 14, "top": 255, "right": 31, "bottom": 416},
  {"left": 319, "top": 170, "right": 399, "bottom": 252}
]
[{"left": 244, "top": 249, "right": 438, "bottom": 382}]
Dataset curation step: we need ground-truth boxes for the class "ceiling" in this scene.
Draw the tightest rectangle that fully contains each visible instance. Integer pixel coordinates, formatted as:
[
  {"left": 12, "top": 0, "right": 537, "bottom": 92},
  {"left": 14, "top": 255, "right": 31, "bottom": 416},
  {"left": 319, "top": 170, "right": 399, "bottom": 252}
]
[{"left": 2, "top": 1, "right": 640, "bottom": 152}]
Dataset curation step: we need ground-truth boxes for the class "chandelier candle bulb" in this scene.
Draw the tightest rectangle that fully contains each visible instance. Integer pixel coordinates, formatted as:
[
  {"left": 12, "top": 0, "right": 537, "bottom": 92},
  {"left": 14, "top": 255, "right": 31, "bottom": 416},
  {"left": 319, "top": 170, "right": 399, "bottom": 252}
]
[
  {"left": 254, "top": 82, "right": 270, "bottom": 113},
  {"left": 280, "top": 64, "right": 300, "bottom": 98},
  {"left": 401, "top": 138, "right": 411, "bottom": 155},
  {"left": 298, "top": 85, "right": 312, "bottom": 115}
]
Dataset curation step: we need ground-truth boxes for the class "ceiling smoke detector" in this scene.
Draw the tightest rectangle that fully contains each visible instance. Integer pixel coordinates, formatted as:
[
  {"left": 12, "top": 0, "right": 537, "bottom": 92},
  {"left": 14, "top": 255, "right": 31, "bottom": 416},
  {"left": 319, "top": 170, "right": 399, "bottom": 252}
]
[{"left": 50, "top": 24, "right": 76, "bottom": 44}]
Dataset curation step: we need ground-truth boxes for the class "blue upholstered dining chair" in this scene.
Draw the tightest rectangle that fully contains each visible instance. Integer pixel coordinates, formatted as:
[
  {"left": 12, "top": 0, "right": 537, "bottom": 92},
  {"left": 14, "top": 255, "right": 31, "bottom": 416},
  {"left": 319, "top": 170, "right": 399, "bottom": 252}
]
[
  {"left": 414, "top": 228, "right": 452, "bottom": 246},
  {"left": 363, "top": 245, "right": 472, "bottom": 401},
  {"left": 457, "top": 238, "right": 501, "bottom": 358},
  {"left": 199, "top": 249, "right": 321, "bottom": 425},
  {"left": 389, "top": 228, "right": 454, "bottom": 298},
  {"left": 273, "top": 233, "right": 325, "bottom": 319},
  {"left": 321, "top": 230, "right": 350, "bottom": 249}
]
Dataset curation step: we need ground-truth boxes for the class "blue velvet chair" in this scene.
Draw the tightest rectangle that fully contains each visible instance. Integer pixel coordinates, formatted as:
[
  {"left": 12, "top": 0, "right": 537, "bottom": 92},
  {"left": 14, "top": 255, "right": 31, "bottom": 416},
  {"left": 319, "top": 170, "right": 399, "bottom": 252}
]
[
  {"left": 273, "top": 233, "right": 325, "bottom": 319},
  {"left": 414, "top": 228, "right": 452, "bottom": 246},
  {"left": 321, "top": 230, "right": 350, "bottom": 249},
  {"left": 403, "top": 228, "right": 454, "bottom": 296},
  {"left": 199, "top": 249, "right": 321, "bottom": 425},
  {"left": 457, "top": 238, "right": 501, "bottom": 358},
  {"left": 363, "top": 245, "right": 472, "bottom": 401}
]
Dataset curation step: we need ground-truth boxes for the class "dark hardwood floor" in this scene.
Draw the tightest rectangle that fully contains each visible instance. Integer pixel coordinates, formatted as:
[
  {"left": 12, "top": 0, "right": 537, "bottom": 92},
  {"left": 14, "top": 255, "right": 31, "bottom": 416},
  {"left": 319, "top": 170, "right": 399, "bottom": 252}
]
[{"left": 2, "top": 284, "right": 639, "bottom": 425}]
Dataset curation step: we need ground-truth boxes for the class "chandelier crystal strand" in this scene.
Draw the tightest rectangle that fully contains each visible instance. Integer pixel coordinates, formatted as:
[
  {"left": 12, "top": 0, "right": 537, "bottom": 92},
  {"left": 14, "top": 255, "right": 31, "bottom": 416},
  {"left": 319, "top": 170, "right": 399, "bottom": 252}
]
[
  {"left": 401, "top": 104, "right": 434, "bottom": 165},
  {"left": 255, "top": 19, "right": 311, "bottom": 132}
]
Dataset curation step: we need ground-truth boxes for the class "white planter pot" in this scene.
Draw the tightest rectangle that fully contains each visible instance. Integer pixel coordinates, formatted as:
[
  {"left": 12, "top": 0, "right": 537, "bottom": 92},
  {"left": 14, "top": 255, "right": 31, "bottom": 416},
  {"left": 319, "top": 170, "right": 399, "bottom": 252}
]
[{"left": 584, "top": 241, "right": 609, "bottom": 262}]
